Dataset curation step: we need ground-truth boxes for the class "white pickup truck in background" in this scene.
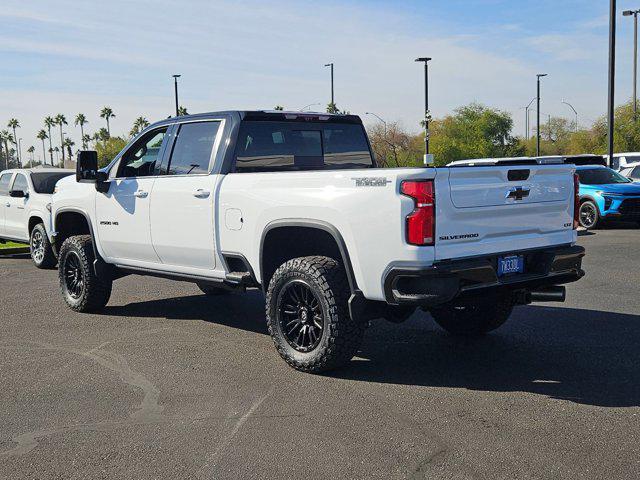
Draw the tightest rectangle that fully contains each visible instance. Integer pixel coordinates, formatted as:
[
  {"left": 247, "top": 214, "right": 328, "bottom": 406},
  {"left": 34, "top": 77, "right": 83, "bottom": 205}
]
[
  {"left": 0, "top": 168, "right": 73, "bottom": 268},
  {"left": 50, "top": 111, "right": 585, "bottom": 372}
]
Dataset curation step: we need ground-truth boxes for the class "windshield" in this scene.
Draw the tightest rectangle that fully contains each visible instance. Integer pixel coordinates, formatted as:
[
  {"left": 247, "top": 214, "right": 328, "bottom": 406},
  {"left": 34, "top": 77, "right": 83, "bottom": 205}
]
[
  {"left": 234, "top": 121, "right": 373, "bottom": 172},
  {"left": 577, "top": 168, "right": 631, "bottom": 185},
  {"left": 30, "top": 172, "right": 73, "bottom": 194}
]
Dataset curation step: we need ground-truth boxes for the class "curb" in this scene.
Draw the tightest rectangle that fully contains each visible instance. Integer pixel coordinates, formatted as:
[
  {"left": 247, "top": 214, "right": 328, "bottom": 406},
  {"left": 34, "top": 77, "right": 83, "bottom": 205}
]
[{"left": 0, "top": 247, "right": 30, "bottom": 256}]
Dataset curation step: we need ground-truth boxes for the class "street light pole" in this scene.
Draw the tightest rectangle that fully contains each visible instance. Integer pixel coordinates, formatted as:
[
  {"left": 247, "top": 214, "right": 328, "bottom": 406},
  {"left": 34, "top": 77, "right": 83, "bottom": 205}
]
[
  {"left": 525, "top": 97, "right": 536, "bottom": 139},
  {"left": 536, "top": 74, "right": 548, "bottom": 156},
  {"left": 324, "top": 63, "right": 334, "bottom": 106},
  {"left": 562, "top": 100, "right": 579, "bottom": 131},
  {"left": 415, "top": 57, "right": 432, "bottom": 161},
  {"left": 365, "top": 112, "right": 388, "bottom": 134},
  {"left": 608, "top": 0, "right": 617, "bottom": 166},
  {"left": 623, "top": 9, "right": 640, "bottom": 117},
  {"left": 172, "top": 74, "right": 181, "bottom": 117}
]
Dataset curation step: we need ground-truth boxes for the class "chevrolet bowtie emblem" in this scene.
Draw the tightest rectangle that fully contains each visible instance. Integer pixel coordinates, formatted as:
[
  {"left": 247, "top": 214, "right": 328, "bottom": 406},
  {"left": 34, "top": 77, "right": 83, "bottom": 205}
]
[{"left": 506, "top": 187, "right": 530, "bottom": 201}]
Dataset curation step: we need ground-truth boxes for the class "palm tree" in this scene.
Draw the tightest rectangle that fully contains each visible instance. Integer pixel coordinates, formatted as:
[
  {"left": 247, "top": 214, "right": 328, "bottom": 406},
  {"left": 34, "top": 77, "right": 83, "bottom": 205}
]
[
  {"left": 7, "top": 118, "right": 20, "bottom": 165},
  {"left": 129, "top": 116, "right": 150, "bottom": 136},
  {"left": 177, "top": 106, "right": 188, "bottom": 116},
  {"left": 95, "top": 128, "right": 110, "bottom": 142},
  {"left": 44, "top": 116, "right": 55, "bottom": 165},
  {"left": 100, "top": 106, "right": 115, "bottom": 136},
  {"left": 62, "top": 137, "right": 75, "bottom": 163},
  {"left": 54, "top": 114, "right": 67, "bottom": 162},
  {"left": 0, "top": 130, "right": 8, "bottom": 170},
  {"left": 75, "top": 113, "right": 88, "bottom": 149},
  {"left": 53, "top": 146, "right": 60, "bottom": 166},
  {"left": 37, "top": 130, "right": 48, "bottom": 165},
  {"left": 27, "top": 146, "right": 35, "bottom": 165},
  {"left": 82, "top": 134, "right": 91, "bottom": 149}
]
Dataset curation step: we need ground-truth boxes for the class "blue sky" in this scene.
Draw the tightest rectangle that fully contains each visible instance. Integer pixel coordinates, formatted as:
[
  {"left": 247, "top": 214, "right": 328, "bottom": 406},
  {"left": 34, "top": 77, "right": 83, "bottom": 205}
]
[{"left": 1, "top": 0, "right": 637, "bottom": 161}]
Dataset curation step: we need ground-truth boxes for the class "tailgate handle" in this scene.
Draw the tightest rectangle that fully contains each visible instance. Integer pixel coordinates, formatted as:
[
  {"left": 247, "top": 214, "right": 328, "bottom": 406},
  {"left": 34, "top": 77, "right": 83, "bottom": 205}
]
[{"left": 508, "top": 169, "right": 530, "bottom": 181}]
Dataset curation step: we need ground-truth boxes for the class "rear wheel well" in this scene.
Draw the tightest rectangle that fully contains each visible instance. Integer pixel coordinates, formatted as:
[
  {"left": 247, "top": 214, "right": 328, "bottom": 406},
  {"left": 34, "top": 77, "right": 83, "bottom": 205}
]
[
  {"left": 55, "top": 211, "right": 91, "bottom": 250},
  {"left": 260, "top": 225, "right": 355, "bottom": 291}
]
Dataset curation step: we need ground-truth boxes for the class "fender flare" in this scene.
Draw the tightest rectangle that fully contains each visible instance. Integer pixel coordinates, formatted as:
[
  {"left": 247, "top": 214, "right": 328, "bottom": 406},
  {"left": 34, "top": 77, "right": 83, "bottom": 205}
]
[
  {"left": 259, "top": 218, "right": 359, "bottom": 294},
  {"left": 53, "top": 208, "right": 106, "bottom": 274}
]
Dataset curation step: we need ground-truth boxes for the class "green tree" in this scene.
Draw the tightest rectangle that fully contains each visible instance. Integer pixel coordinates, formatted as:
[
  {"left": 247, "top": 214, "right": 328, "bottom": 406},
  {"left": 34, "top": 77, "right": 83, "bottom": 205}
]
[
  {"left": 100, "top": 106, "right": 115, "bottom": 136},
  {"left": 7, "top": 118, "right": 20, "bottom": 165},
  {"left": 62, "top": 137, "right": 75, "bottom": 164},
  {"left": 37, "top": 130, "right": 48, "bottom": 165},
  {"left": 274, "top": 105, "right": 284, "bottom": 111},
  {"left": 430, "top": 103, "right": 524, "bottom": 165},
  {"left": 75, "top": 113, "right": 88, "bottom": 148},
  {"left": 82, "top": 133, "right": 92, "bottom": 149},
  {"left": 177, "top": 106, "right": 188, "bottom": 116},
  {"left": 95, "top": 136, "right": 127, "bottom": 168},
  {"left": 54, "top": 114, "right": 67, "bottom": 162},
  {"left": 326, "top": 102, "right": 349, "bottom": 114},
  {"left": 44, "top": 116, "right": 55, "bottom": 164}
]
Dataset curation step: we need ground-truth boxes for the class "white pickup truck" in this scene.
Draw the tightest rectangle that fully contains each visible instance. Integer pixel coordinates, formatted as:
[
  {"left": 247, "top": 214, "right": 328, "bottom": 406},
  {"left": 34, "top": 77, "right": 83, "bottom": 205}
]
[
  {"left": 51, "top": 111, "right": 585, "bottom": 372},
  {"left": 0, "top": 168, "right": 73, "bottom": 268}
]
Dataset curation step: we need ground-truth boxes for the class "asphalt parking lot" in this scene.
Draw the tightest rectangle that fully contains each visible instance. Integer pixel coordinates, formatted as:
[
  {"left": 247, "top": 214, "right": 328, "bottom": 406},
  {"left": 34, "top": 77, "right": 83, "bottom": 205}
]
[{"left": 1, "top": 227, "right": 639, "bottom": 479}]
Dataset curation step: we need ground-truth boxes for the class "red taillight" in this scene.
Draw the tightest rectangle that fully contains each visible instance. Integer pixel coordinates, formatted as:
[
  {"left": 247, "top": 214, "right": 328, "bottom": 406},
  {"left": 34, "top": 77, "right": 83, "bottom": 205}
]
[
  {"left": 573, "top": 173, "right": 580, "bottom": 230},
  {"left": 401, "top": 180, "right": 435, "bottom": 246}
]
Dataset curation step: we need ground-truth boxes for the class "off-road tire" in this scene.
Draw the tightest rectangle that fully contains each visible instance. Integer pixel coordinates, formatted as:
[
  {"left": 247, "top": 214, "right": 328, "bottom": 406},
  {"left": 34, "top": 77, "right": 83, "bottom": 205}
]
[
  {"left": 58, "top": 235, "right": 112, "bottom": 312},
  {"left": 429, "top": 294, "right": 513, "bottom": 336},
  {"left": 266, "top": 256, "right": 365, "bottom": 373},
  {"left": 579, "top": 200, "right": 600, "bottom": 230},
  {"left": 197, "top": 283, "right": 229, "bottom": 296},
  {"left": 30, "top": 223, "right": 57, "bottom": 269}
]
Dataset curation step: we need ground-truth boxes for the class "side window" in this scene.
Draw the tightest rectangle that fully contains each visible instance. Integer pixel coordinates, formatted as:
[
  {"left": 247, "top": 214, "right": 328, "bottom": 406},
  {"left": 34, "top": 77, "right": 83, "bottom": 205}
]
[
  {"left": 0, "top": 173, "right": 12, "bottom": 195},
  {"left": 117, "top": 127, "right": 168, "bottom": 178},
  {"left": 11, "top": 174, "right": 29, "bottom": 193},
  {"left": 632, "top": 166, "right": 640, "bottom": 180},
  {"left": 165, "top": 122, "right": 220, "bottom": 175}
]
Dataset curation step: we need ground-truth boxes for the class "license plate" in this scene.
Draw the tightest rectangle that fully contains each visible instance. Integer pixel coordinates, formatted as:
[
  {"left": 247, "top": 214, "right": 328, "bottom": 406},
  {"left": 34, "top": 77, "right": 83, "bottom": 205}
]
[{"left": 497, "top": 255, "right": 524, "bottom": 276}]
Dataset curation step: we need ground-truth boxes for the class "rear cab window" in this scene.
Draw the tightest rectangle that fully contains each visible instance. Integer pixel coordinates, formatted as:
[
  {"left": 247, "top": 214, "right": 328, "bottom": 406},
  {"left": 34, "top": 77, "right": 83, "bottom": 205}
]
[
  {"left": 233, "top": 119, "right": 374, "bottom": 172},
  {"left": 30, "top": 172, "right": 73, "bottom": 194}
]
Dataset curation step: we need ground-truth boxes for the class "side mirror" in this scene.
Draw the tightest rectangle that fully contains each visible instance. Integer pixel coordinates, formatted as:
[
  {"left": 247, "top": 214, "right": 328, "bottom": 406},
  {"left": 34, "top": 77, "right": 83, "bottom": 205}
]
[
  {"left": 9, "top": 190, "right": 27, "bottom": 198},
  {"left": 76, "top": 150, "right": 99, "bottom": 182}
]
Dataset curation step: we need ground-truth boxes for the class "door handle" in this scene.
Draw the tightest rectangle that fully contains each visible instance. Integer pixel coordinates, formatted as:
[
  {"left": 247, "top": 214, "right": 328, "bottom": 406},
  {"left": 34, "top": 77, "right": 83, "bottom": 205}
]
[
  {"left": 193, "top": 189, "right": 210, "bottom": 198},
  {"left": 5, "top": 202, "right": 9, "bottom": 207},
  {"left": 134, "top": 190, "right": 148, "bottom": 198}
]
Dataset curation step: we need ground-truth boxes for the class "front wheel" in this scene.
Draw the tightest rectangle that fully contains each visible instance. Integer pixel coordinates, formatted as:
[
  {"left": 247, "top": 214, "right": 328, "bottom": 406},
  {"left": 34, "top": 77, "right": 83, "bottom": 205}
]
[
  {"left": 429, "top": 295, "right": 513, "bottom": 336},
  {"left": 30, "top": 223, "right": 57, "bottom": 269},
  {"left": 579, "top": 200, "right": 600, "bottom": 229},
  {"left": 266, "top": 256, "right": 365, "bottom": 373},
  {"left": 58, "top": 235, "right": 112, "bottom": 312}
]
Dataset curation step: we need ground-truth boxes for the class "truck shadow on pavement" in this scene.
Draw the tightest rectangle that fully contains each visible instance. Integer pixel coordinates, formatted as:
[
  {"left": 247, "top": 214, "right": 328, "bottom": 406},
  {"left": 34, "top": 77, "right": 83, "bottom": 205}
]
[
  {"left": 340, "top": 305, "right": 640, "bottom": 408},
  {"left": 103, "top": 293, "right": 640, "bottom": 408}
]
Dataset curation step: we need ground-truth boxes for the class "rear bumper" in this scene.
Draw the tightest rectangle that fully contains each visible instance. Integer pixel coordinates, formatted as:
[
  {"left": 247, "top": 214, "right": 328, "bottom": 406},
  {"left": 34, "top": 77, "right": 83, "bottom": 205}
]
[{"left": 383, "top": 245, "right": 585, "bottom": 307}]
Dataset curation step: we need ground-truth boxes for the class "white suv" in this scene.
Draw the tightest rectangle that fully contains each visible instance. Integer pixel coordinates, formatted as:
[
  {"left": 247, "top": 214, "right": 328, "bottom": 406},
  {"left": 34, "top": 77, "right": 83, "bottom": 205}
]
[{"left": 0, "top": 168, "right": 73, "bottom": 268}]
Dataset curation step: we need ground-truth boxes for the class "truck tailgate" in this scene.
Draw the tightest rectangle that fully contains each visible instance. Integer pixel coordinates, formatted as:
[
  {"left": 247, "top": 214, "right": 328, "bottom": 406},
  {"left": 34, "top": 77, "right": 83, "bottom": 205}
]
[{"left": 434, "top": 165, "right": 576, "bottom": 261}]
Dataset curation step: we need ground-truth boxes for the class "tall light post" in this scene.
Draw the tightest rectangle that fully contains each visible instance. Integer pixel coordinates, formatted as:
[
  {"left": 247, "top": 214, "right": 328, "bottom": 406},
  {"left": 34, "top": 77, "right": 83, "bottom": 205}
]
[
  {"left": 324, "top": 63, "right": 334, "bottom": 106},
  {"left": 525, "top": 97, "right": 536, "bottom": 139},
  {"left": 172, "top": 74, "right": 181, "bottom": 117},
  {"left": 415, "top": 57, "right": 432, "bottom": 162},
  {"left": 608, "top": 0, "right": 617, "bottom": 166},
  {"left": 536, "top": 74, "right": 548, "bottom": 156},
  {"left": 623, "top": 9, "right": 640, "bottom": 117},
  {"left": 562, "top": 100, "right": 579, "bottom": 131},
  {"left": 365, "top": 112, "right": 388, "bottom": 134}
]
